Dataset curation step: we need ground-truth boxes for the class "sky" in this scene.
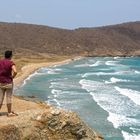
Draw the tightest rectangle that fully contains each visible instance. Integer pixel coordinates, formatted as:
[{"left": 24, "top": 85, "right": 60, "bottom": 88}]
[{"left": 0, "top": 0, "right": 140, "bottom": 29}]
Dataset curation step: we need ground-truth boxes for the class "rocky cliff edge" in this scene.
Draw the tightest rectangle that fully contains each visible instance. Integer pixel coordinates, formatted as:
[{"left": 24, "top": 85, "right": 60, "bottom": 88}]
[{"left": 0, "top": 96, "right": 103, "bottom": 140}]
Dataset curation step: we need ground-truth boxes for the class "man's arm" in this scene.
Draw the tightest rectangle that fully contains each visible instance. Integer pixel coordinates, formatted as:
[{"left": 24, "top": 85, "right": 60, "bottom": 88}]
[{"left": 12, "top": 65, "right": 17, "bottom": 79}]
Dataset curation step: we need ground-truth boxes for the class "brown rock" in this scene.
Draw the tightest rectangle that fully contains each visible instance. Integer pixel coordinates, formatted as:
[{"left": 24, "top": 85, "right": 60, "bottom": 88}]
[
  {"left": 0, "top": 98, "right": 104, "bottom": 140},
  {"left": 0, "top": 124, "right": 21, "bottom": 140}
]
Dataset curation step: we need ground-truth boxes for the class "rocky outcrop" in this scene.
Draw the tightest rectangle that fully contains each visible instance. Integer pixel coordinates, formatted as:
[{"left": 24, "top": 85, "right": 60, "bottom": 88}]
[
  {"left": 0, "top": 106, "right": 103, "bottom": 140},
  {"left": 0, "top": 124, "right": 21, "bottom": 140}
]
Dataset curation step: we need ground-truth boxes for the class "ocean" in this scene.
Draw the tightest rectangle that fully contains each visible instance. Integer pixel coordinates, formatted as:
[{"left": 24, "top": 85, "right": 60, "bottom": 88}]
[{"left": 16, "top": 57, "right": 140, "bottom": 140}]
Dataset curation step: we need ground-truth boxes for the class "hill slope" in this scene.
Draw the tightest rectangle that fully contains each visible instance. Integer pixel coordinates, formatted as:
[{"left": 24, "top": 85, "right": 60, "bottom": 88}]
[{"left": 0, "top": 21, "right": 140, "bottom": 56}]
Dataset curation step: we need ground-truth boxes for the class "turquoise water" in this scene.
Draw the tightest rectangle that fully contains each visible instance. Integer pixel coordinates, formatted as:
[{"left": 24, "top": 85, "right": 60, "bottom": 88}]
[{"left": 16, "top": 57, "right": 140, "bottom": 140}]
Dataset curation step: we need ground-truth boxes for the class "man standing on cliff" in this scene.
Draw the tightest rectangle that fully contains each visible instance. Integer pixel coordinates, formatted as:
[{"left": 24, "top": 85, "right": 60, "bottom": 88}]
[{"left": 0, "top": 50, "right": 18, "bottom": 117}]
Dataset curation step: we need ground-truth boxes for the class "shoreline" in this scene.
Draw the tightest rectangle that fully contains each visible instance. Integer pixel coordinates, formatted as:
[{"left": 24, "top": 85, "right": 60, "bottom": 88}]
[{"left": 14, "top": 56, "right": 82, "bottom": 88}]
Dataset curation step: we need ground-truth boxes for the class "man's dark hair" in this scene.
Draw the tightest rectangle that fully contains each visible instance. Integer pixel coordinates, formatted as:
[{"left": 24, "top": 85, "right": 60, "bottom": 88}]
[{"left": 5, "top": 50, "right": 13, "bottom": 58}]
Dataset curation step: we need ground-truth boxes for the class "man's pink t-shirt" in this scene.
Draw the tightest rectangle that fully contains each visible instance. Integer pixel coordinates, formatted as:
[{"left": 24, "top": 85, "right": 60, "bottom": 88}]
[{"left": 0, "top": 59, "right": 15, "bottom": 84}]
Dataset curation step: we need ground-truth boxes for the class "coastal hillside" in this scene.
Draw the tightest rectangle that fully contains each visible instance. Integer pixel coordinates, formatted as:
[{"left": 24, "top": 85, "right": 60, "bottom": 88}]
[{"left": 0, "top": 21, "right": 140, "bottom": 57}]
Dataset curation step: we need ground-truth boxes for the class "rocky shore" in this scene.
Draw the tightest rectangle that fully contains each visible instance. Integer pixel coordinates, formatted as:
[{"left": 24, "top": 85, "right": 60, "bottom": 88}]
[
  {"left": 0, "top": 58, "right": 104, "bottom": 140},
  {"left": 0, "top": 98, "right": 103, "bottom": 140}
]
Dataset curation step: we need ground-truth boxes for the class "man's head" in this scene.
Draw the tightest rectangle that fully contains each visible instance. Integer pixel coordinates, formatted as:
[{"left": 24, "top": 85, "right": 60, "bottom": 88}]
[{"left": 5, "top": 50, "right": 13, "bottom": 59}]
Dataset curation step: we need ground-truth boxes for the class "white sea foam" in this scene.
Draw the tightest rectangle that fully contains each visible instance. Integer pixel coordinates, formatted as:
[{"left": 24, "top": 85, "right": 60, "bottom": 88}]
[
  {"left": 79, "top": 79, "right": 102, "bottom": 92},
  {"left": 47, "top": 68, "right": 62, "bottom": 74},
  {"left": 22, "top": 71, "right": 39, "bottom": 86},
  {"left": 105, "top": 77, "right": 130, "bottom": 84},
  {"left": 89, "top": 90, "right": 140, "bottom": 137},
  {"left": 22, "top": 67, "right": 62, "bottom": 86},
  {"left": 47, "top": 70, "right": 58, "bottom": 74},
  {"left": 111, "top": 77, "right": 129, "bottom": 83},
  {"left": 22, "top": 66, "right": 64, "bottom": 87},
  {"left": 74, "top": 63, "right": 90, "bottom": 68},
  {"left": 105, "top": 61, "right": 118, "bottom": 66},
  {"left": 108, "top": 113, "right": 140, "bottom": 140},
  {"left": 107, "top": 112, "right": 140, "bottom": 129},
  {"left": 115, "top": 86, "right": 140, "bottom": 106},
  {"left": 105, "top": 81, "right": 111, "bottom": 84},
  {"left": 135, "top": 70, "right": 140, "bottom": 74},
  {"left": 74, "top": 61, "right": 101, "bottom": 67},
  {"left": 53, "top": 99, "right": 61, "bottom": 106},
  {"left": 80, "top": 79, "right": 140, "bottom": 136},
  {"left": 58, "top": 99, "right": 82, "bottom": 105},
  {"left": 38, "top": 67, "right": 62, "bottom": 74},
  {"left": 51, "top": 89, "right": 62, "bottom": 94},
  {"left": 96, "top": 71, "right": 121, "bottom": 76},
  {"left": 130, "top": 127, "right": 140, "bottom": 133},
  {"left": 89, "top": 61, "right": 101, "bottom": 67},
  {"left": 47, "top": 99, "right": 61, "bottom": 107},
  {"left": 50, "top": 81, "right": 79, "bottom": 89},
  {"left": 100, "top": 68, "right": 111, "bottom": 71},
  {"left": 114, "top": 56, "right": 120, "bottom": 60},
  {"left": 108, "top": 111, "right": 140, "bottom": 140},
  {"left": 82, "top": 71, "right": 121, "bottom": 78},
  {"left": 122, "top": 131, "right": 140, "bottom": 140},
  {"left": 81, "top": 73, "right": 92, "bottom": 78},
  {"left": 38, "top": 67, "right": 48, "bottom": 73},
  {"left": 51, "top": 89, "right": 62, "bottom": 97},
  {"left": 107, "top": 112, "right": 125, "bottom": 128}
]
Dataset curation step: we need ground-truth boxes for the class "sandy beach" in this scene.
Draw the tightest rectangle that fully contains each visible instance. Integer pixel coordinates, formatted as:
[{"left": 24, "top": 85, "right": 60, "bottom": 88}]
[{"left": 14, "top": 56, "right": 81, "bottom": 87}]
